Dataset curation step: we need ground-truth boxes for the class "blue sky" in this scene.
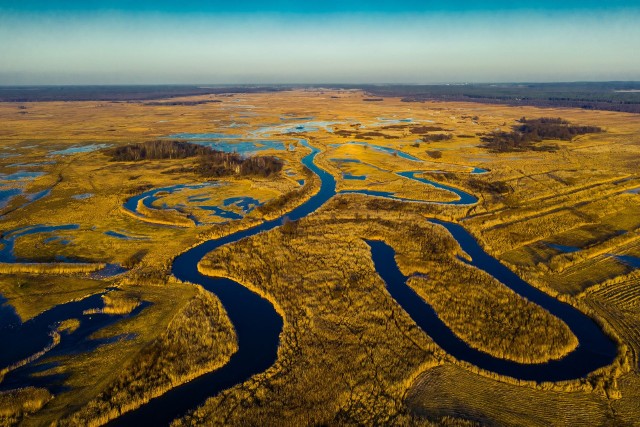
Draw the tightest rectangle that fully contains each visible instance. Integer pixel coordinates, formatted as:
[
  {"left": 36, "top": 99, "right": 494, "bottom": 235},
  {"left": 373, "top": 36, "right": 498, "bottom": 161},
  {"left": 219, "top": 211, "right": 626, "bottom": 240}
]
[
  {"left": 2, "top": 1, "right": 638, "bottom": 13},
  {"left": 1, "top": 1, "right": 639, "bottom": 84}
]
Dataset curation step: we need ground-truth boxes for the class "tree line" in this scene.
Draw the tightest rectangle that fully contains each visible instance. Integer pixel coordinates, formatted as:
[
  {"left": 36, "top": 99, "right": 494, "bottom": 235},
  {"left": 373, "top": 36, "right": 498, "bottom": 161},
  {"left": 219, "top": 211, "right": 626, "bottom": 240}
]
[
  {"left": 481, "top": 117, "right": 602, "bottom": 152},
  {"left": 107, "top": 140, "right": 283, "bottom": 177}
]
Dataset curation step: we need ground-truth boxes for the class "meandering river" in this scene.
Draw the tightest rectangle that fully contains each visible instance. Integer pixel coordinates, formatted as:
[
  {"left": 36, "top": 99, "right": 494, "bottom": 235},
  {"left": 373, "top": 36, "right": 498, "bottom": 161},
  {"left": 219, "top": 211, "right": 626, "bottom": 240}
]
[
  {"left": 110, "top": 140, "right": 617, "bottom": 425},
  {"left": 0, "top": 139, "right": 616, "bottom": 424}
]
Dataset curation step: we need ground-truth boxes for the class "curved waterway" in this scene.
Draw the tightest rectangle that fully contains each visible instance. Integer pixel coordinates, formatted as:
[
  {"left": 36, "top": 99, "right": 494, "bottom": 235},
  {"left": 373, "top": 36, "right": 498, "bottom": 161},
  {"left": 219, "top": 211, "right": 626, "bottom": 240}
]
[
  {"left": 110, "top": 140, "right": 336, "bottom": 426},
  {"left": 112, "top": 139, "right": 616, "bottom": 425}
]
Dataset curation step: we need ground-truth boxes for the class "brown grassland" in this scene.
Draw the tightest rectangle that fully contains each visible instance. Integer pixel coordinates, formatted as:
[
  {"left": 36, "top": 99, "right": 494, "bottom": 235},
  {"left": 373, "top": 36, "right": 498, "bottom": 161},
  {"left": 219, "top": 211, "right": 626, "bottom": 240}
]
[{"left": 0, "top": 89, "right": 639, "bottom": 426}]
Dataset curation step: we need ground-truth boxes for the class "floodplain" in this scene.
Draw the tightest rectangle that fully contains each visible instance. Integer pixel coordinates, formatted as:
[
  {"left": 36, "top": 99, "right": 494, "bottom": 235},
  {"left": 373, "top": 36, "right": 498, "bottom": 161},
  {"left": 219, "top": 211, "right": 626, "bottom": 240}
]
[{"left": 0, "top": 89, "right": 639, "bottom": 426}]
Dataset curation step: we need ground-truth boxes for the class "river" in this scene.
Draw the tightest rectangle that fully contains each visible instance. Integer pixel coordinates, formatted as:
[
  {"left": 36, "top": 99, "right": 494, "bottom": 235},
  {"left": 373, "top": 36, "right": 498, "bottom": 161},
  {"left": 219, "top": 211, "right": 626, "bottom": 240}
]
[{"left": 110, "top": 139, "right": 617, "bottom": 425}]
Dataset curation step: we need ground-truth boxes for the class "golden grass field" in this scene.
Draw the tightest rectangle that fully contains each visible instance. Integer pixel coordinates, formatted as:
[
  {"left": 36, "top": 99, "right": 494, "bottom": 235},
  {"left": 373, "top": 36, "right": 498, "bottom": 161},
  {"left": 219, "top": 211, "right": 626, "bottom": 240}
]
[{"left": 0, "top": 89, "right": 639, "bottom": 426}]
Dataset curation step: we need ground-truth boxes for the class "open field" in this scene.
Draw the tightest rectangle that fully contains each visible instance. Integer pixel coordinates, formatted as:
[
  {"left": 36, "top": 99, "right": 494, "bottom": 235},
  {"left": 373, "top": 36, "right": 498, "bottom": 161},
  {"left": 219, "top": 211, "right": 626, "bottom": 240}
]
[
  {"left": 406, "top": 364, "right": 614, "bottom": 427},
  {"left": 0, "top": 89, "right": 639, "bottom": 425}
]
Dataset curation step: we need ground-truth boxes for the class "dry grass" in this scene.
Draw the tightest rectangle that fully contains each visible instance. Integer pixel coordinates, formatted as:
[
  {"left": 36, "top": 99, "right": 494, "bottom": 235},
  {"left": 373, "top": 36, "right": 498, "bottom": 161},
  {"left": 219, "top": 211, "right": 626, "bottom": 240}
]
[
  {"left": 0, "top": 274, "right": 109, "bottom": 321},
  {"left": 408, "top": 272, "right": 577, "bottom": 364},
  {"left": 0, "top": 90, "right": 639, "bottom": 425},
  {"left": 17, "top": 283, "right": 200, "bottom": 426},
  {"left": 83, "top": 291, "right": 141, "bottom": 316},
  {"left": 59, "top": 286, "right": 237, "bottom": 426},
  {"left": 0, "top": 387, "right": 52, "bottom": 426},
  {"left": 178, "top": 198, "right": 585, "bottom": 425},
  {"left": 0, "top": 262, "right": 105, "bottom": 275},
  {"left": 406, "top": 364, "right": 613, "bottom": 427},
  {"left": 57, "top": 318, "right": 81, "bottom": 334}
]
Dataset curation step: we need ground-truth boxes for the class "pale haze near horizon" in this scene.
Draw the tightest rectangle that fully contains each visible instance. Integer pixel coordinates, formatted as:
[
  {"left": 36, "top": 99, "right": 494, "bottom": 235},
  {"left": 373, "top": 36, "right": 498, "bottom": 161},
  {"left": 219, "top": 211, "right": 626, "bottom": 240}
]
[{"left": 1, "top": 10, "right": 639, "bottom": 85}]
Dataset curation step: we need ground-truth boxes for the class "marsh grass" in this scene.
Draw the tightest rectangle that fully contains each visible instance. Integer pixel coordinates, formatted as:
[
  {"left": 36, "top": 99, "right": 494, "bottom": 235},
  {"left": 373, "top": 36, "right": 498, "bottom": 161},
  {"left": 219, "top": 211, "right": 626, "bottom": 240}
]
[
  {"left": 181, "top": 198, "right": 586, "bottom": 425},
  {"left": 0, "top": 274, "right": 109, "bottom": 321},
  {"left": 61, "top": 286, "right": 237, "bottom": 426},
  {"left": 0, "top": 90, "right": 638, "bottom": 425},
  {"left": 0, "top": 262, "right": 105, "bottom": 275},
  {"left": 0, "top": 387, "right": 52, "bottom": 426},
  {"left": 83, "top": 291, "right": 141, "bottom": 316}
]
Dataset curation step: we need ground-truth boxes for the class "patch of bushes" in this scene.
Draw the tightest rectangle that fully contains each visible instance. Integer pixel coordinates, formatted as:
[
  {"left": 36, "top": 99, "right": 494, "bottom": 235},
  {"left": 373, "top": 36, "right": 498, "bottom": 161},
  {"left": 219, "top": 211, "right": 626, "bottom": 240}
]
[
  {"left": 481, "top": 117, "right": 602, "bottom": 152},
  {"left": 422, "top": 134, "right": 453, "bottom": 143},
  {"left": 410, "top": 126, "right": 445, "bottom": 134},
  {"left": 466, "top": 178, "right": 511, "bottom": 195},
  {"left": 108, "top": 140, "right": 210, "bottom": 161},
  {"left": 107, "top": 140, "right": 283, "bottom": 177},
  {"left": 334, "top": 130, "right": 399, "bottom": 140}
]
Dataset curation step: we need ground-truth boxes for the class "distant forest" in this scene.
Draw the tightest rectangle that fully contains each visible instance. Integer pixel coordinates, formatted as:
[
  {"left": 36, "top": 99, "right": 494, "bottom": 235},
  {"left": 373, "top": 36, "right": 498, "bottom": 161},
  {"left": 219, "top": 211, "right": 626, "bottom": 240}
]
[
  {"left": 2, "top": 82, "right": 639, "bottom": 113},
  {"left": 359, "top": 82, "right": 640, "bottom": 114},
  {"left": 107, "top": 140, "right": 283, "bottom": 177},
  {"left": 480, "top": 117, "right": 602, "bottom": 152},
  {"left": 0, "top": 85, "right": 287, "bottom": 102}
]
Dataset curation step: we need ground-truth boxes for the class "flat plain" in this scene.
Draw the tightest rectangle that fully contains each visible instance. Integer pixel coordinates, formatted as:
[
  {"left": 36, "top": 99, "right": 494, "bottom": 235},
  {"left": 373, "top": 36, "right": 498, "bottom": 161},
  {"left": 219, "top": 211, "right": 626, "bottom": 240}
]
[{"left": 0, "top": 89, "right": 639, "bottom": 426}]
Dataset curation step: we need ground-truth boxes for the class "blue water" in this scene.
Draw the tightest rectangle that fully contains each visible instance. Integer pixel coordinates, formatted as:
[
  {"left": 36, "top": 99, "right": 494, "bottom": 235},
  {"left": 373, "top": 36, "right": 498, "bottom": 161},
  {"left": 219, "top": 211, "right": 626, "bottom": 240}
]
[
  {"left": 470, "top": 167, "right": 489, "bottom": 174},
  {"left": 192, "top": 139, "right": 288, "bottom": 155},
  {"left": 2, "top": 132, "right": 617, "bottom": 422},
  {"left": 0, "top": 294, "right": 21, "bottom": 330},
  {"left": 123, "top": 183, "right": 220, "bottom": 217},
  {"left": 331, "top": 158, "right": 368, "bottom": 180},
  {"left": 329, "top": 143, "right": 478, "bottom": 204},
  {"left": 198, "top": 206, "right": 243, "bottom": 221},
  {"left": 253, "top": 121, "right": 338, "bottom": 137},
  {"left": 397, "top": 171, "right": 477, "bottom": 205},
  {"left": 613, "top": 255, "right": 640, "bottom": 269},
  {"left": 0, "top": 188, "right": 22, "bottom": 208},
  {"left": 110, "top": 137, "right": 617, "bottom": 425},
  {"left": 165, "top": 131, "right": 289, "bottom": 155},
  {"left": 7, "top": 161, "right": 56, "bottom": 168},
  {"left": 20, "top": 189, "right": 52, "bottom": 209},
  {"left": 72, "top": 193, "right": 94, "bottom": 200},
  {"left": 49, "top": 144, "right": 108, "bottom": 156},
  {"left": 376, "top": 117, "right": 413, "bottom": 124},
  {"left": 333, "top": 141, "right": 423, "bottom": 162},
  {"left": 104, "top": 231, "right": 148, "bottom": 241},
  {"left": 27, "top": 189, "right": 51, "bottom": 203},
  {"left": 343, "top": 173, "right": 367, "bottom": 180},
  {"left": 0, "top": 293, "right": 148, "bottom": 393},
  {"left": 331, "top": 158, "right": 363, "bottom": 164},
  {"left": 91, "top": 264, "right": 129, "bottom": 279},
  {"left": 0, "top": 171, "right": 46, "bottom": 181},
  {"left": 1, "top": 188, "right": 52, "bottom": 216},
  {"left": 110, "top": 139, "right": 336, "bottom": 426},
  {"left": 125, "top": 183, "right": 266, "bottom": 225},
  {"left": 367, "top": 232, "right": 616, "bottom": 381},
  {"left": 625, "top": 187, "right": 640, "bottom": 194},
  {"left": 0, "top": 224, "right": 79, "bottom": 263},
  {"left": 341, "top": 171, "right": 477, "bottom": 205},
  {"left": 547, "top": 243, "right": 581, "bottom": 253},
  {"left": 223, "top": 196, "right": 263, "bottom": 212},
  {"left": 104, "top": 230, "right": 126, "bottom": 240},
  {"left": 168, "top": 133, "right": 240, "bottom": 139},
  {"left": 280, "top": 116, "right": 314, "bottom": 121},
  {"left": 44, "top": 236, "right": 71, "bottom": 245}
]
